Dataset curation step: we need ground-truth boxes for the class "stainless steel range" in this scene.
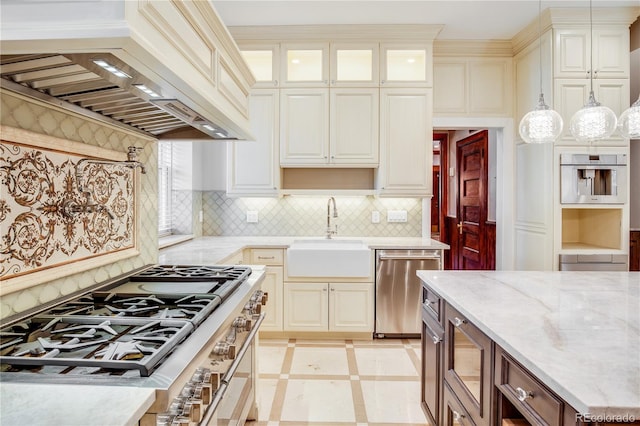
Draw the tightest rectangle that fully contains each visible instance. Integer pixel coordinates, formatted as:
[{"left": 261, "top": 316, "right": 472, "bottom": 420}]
[{"left": 0, "top": 264, "right": 266, "bottom": 425}]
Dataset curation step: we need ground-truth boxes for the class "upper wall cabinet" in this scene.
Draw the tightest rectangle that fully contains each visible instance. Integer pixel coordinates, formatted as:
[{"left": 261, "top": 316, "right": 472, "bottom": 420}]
[
  {"left": 433, "top": 57, "right": 513, "bottom": 117},
  {"left": 554, "top": 27, "right": 630, "bottom": 79},
  {"left": 330, "top": 43, "right": 380, "bottom": 87},
  {"left": 381, "top": 44, "right": 433, "bottom": 87},
  {"left": 281, "top": 42, "right": 330, "bottom": 87},
  {"left": 241, "top": 44, "right": 280, "bottom": 88}
]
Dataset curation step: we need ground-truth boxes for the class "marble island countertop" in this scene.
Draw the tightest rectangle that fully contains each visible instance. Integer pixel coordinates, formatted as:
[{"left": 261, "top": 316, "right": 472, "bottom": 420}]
[
  {"left": 417, "top": 270, "right": 640, "bottom": 418},
  {"left": 159, "top": 236, "right": 448, "bottom": 265}
]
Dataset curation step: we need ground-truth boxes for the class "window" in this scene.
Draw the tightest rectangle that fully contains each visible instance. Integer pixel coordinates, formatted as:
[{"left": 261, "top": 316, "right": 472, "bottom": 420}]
[{"left": 158, "top": 141, "right": 173, "bottom": 236}]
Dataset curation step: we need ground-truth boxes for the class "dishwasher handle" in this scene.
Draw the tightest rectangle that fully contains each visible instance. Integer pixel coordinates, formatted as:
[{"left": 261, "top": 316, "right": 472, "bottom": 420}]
[{"left": 378, "top": 253, "right": 441, "bottom": 261}]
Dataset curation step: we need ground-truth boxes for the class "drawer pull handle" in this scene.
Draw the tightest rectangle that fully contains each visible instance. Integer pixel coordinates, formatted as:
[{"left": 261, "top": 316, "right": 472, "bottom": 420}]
[
  {"left": 257, "top": 256, "right": 275, "bottom": 260},
  {"left": 453, "top": 317, "right": 466, "bottom": 327},
  {"left": 452, "top": 410, "right": 465, "bottom": 421},
  {"left": 516, "top": 387, "right": 533, "bottom": 402},
  {"left": 431, "top": 334, "right": 442, "bottom": 344}
]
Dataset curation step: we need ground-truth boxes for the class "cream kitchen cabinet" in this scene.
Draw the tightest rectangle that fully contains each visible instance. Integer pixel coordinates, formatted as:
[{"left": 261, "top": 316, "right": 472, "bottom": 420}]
[
  {"left": 554, "top": 78, "right": 629, "bottom": 145},
  {"left": 283, "top": 282, "right": 374, "bottom": 332},
  {"left": 280, "top": 87, "right": 379, "bottom": 166},
  {"left": 281, "top": 42, "right": 330, "bottom": 87},
  {"left": 381, "top": 44, "right": 433, "bottom": 87},
  {"left": 330, "top": 43, "right": 380, "bottom": 87},
  {"left": 433, "top": 57, "right": 513, "bottom": 117},
  {"left": 227, "top": 89, "right": 280, "bottom": 196},
  {"left": 241, "top": 44, "right": 280, "bottom": 88},
  {"left": 554, "top": 27, "right": 630, "bottom": 79},
  {"left": 245, "top": 248, "right": 284, "bottom": 332},
  {"left": 378, "top": 88, "right": 433, "bottom": 196}
]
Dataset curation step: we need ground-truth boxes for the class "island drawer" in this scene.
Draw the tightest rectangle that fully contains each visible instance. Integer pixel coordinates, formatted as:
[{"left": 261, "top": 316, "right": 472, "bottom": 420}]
[
  {"left": 248, "top": 248, "right": 283, "bottom": 265},
  {"left": 495, "top": 346, "right": 563, "bottom": 426},
  {"left": 422, "top": 284, "right": 442, "bottom": 323}
]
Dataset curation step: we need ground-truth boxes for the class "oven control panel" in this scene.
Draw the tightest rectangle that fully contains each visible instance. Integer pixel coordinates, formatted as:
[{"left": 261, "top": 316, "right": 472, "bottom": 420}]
[{"left": 156, "top": 290, "right": 266, "bottom": 425}]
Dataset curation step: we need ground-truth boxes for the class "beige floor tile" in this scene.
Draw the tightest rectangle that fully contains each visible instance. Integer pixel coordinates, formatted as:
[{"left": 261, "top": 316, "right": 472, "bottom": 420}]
[
  {"left": 280, "top": 379, "right": 356, "bottom": 423},
  {"left": 360, "top": 380, "right": 426, "bottom": 424},
  {"left": 289, "top": 346, "right": 350, "bottom": 375},
  {"left": 259, "top": 345, "right": 288, "bottom": 374},
  {"left": 354, "top": 347, "right": 420, "bottom": 376},
  {"left": 256, "top": 379, "right": 279, "bottom": 421}
]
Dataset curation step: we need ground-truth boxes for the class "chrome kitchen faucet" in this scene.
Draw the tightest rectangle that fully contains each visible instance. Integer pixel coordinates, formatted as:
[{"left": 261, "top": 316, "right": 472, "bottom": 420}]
[{"left": 326, "top": 197, "right": 338, "bottom": 239}]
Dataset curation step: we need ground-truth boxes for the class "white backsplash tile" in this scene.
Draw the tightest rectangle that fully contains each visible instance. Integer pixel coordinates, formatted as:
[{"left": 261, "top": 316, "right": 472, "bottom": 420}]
[
  {"left": 201, "top": 191, "right": 422, "bottom": 237},
  {"left": 0, "top": 91, "right": 157, "bottom": 319}
]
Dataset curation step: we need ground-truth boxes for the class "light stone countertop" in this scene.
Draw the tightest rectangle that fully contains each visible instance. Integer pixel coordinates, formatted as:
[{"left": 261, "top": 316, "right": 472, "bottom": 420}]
[
  {"left": 0, "top": 382, "right": 155, "bottom": 426},
  {"left": 158, "top": 236, "right": 449, "bottom": 265},
  {"left": 417, "top": 270, "right": 640, "bottom": 418}
]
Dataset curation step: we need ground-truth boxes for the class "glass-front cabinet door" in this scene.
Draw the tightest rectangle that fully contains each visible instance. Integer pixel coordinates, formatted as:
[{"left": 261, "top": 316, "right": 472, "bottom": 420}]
[
  {"left": 240, "top": 44, "right": 279, "bottom": 88},
  {"left": 444, "top": 303, "right": 492, "bottom": 426},
  {"left": 381, "top": 43, "right": 432, "bottom": 87},
  {"left": 330, "top": 43, "right": 379, "bottom": 87},
  {"left": 281, "top": 43, "right": 329, "bottom": 87}
]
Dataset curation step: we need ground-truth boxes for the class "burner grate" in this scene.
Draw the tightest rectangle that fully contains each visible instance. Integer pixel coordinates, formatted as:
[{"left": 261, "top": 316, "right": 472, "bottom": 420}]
[{"left": 131, "top": 265, "right": 251, "bottom": 282}]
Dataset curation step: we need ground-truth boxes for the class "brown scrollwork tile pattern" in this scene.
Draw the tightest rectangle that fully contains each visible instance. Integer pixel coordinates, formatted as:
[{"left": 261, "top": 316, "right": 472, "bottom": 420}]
[
  {"left": 0, "top": 90, "right": 157, "bottom": 319},
  {"left": 1, "top": 142, "right": 135, "bottom": 279}
]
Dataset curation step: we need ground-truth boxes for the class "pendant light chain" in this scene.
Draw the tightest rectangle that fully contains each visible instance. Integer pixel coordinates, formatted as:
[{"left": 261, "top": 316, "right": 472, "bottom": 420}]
[
  {"left": 538, "top": 0, "right": 543, "bottom": 96},
  {"left": 589, "top": 0, "right": 593, "bottom": 93}
]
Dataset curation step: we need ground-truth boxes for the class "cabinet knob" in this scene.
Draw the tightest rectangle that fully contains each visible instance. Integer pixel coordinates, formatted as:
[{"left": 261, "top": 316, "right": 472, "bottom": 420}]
[
  {"left": 452, "top": 410, "right": 465, "bottom": 421},
  {"left": 431, "top": 334, "right": 441, "bottom": 344},
  {"left": 323, "top": 79, "right": 328, "bottom": 85},
  {"left": 453, "top": 317, "right": 466, "bottom": 327},
  {"left": 274, "top": 80, "right": 278, "bottom": 86},
  {"left": 381, "top": 79, "right": 386, "bottom": 85},
  {"left": 331, "top": 80, "right": 335, "bottom": 85},
  {"left": 516, "top": 387, "right": 534, "bottom": 402}
]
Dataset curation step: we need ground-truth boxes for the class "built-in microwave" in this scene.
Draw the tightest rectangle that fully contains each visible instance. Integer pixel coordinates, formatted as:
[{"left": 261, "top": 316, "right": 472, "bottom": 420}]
[{"left": 560, "top": 154, "right": 627, "bottom": 204}]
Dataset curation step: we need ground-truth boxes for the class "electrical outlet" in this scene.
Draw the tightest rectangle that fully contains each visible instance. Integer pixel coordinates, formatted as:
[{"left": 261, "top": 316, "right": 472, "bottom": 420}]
[
  {"left": 246, "top": 211, "right": 259, "bottom": 223},
  {"left": 371, "top": 211, "right": 380, "bottom": 223},
  {"left": 387, "top": 210, "right": 408, "bottom": 223}
]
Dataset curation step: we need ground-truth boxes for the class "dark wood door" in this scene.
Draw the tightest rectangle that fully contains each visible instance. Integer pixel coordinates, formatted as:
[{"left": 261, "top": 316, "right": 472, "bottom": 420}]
[
  {"left": 455, "top": 131, "right": 488, "bottom": 270},
  {"left": 431, "top": 166, "right": 440, "bottom": 234}
]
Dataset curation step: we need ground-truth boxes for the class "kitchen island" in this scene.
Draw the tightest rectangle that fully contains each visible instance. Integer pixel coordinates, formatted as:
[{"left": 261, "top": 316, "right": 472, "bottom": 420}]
[{"left": 417, "top": 270, "right": 640, "bottom": 425}]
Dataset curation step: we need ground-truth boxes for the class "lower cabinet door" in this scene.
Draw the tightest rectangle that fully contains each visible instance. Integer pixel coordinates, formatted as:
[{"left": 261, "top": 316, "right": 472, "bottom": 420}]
[
  {"left": 260, "top": 266, "right": 283, "bottom": 331},
  {"left": 422, "top": 310, "right": 444, "bottom": 425},
  {"left": 444, "top": 382, "right": 476, "bottom": 426},
  {"left": 283, "top": 282, "right": 328, "bottom": 331},
  {"left": 329, "top": 282, "right": 374, "bottom": 332}
]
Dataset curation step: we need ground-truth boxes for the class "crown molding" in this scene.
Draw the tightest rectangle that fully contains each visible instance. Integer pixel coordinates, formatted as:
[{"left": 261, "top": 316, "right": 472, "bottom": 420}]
[
  {"left": 229, "top": 24, "right": 443, "bottom": 43},
  {"left": 434, "top": 40, "right": 513, "bottom": 58}
]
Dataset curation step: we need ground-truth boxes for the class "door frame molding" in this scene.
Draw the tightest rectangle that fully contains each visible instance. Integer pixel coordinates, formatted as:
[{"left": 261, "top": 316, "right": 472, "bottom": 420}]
[{"left": 433, "top": 117, "right": 515, "bottom": 270}]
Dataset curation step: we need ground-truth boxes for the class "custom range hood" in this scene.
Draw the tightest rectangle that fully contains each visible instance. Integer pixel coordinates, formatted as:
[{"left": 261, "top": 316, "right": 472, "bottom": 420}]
[{"left": 0, "top": 0, "right": 255, "bottom": 141}]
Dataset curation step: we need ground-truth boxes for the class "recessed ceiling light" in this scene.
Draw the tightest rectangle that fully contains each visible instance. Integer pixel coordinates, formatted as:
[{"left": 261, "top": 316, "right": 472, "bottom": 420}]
[
  {"left": 202, "top": 124, "right": 216, "bottom": 132},
  {"left": 291, "top": 59, "right": 301, "bottom": 64},
  {"left": 407, "top": 58, "right": 416, "bottom": 64},
  {"left": 93, "top": 59, "right": 131, "bottom": 79}
]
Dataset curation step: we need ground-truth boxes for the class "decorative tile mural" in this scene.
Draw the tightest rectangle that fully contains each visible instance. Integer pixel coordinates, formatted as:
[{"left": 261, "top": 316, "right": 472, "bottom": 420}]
[
  {"left": 1, "top": 134, "right": 135, "bottom": 284},
  {"left": 0, "top": 90, "right": 157, "bottom": 320},
  {"left": 0, "top": 127, "right": 136, "bottom": 287}
]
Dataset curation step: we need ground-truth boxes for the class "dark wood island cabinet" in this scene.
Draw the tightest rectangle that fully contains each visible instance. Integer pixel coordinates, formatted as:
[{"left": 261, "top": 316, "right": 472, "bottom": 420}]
[{"left": 419, "top": 271, "right": 640, "bottom": 426}]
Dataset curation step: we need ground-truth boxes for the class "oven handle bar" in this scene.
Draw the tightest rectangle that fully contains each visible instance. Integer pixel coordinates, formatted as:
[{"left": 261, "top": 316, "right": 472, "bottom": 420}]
[{"left": 200, "top": 312, "right": 265, "bottom": 425}]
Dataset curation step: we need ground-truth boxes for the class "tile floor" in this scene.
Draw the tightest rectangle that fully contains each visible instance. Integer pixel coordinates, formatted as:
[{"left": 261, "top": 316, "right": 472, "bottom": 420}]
[{"left": 246, "top": 338, "right": 427, "bottom": 426}]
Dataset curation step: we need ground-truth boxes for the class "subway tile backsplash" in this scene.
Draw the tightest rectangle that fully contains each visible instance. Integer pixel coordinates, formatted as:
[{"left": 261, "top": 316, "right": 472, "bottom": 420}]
[{"left": 200, "top": 191, "right": 422, "bottom": 237}]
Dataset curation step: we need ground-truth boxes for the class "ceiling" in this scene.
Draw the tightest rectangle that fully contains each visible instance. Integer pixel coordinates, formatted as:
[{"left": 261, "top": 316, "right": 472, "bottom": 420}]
[{"left": 213, "top": 1, "right": 639, "bottom": 40}]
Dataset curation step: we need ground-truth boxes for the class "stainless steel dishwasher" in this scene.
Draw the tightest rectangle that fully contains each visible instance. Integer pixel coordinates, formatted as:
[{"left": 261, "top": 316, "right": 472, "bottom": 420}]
[{"left": 375, "top": 249, "right": 442, "bottom": 338}]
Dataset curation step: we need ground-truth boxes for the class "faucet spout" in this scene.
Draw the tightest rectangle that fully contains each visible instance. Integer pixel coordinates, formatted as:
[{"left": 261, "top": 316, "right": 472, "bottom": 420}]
[{"left": 326, "top": 197, "right": 338, "bottom": 239}]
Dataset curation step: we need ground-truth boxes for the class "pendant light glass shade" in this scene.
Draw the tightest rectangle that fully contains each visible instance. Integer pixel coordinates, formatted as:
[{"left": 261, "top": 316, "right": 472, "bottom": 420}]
[
  {"left": 519, "top": 93, "right": 564, "bottom": 143},
  {"left": 569, "top": 91, "right": 617, "bottom": 143},
  {"left": 569, "top": 0, "right": 617, "bottom": 143},
  {"left": 618, "top": 94, "right": 640, "bottom": 139},
  {"left": 518, "top": 0, "right": 563, "bottom": 144}
]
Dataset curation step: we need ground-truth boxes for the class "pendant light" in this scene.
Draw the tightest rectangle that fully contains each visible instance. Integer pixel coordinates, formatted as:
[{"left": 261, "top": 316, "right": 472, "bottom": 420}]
[
  {"left": 569, "top": 0, "right": 617, "bottom": 143},
  {"left": 618, "top": 94, "right": 640, "bottom": 139},
  {"left": 518, "top": 0, "right": 563, "bottom": 144}
]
